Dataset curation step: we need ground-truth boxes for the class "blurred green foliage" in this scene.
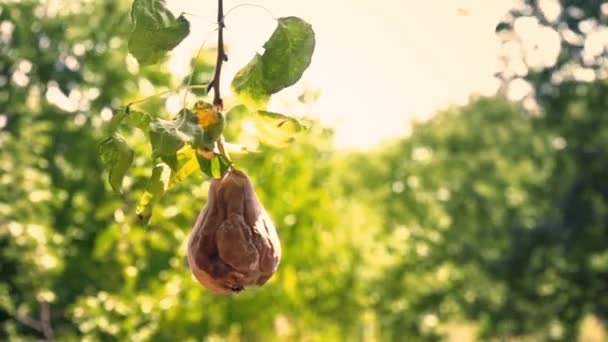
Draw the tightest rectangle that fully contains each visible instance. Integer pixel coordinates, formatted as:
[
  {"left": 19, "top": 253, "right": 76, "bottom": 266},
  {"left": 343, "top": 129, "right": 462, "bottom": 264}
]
[{"left": 1, "top": 0, "right": 607, "bottom": 341}]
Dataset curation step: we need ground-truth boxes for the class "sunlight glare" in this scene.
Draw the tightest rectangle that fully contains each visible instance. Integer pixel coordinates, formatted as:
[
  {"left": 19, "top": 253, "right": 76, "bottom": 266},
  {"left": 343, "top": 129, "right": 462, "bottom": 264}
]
[{"left": 170, "top": 0, "right": 513, "bottom": 149}]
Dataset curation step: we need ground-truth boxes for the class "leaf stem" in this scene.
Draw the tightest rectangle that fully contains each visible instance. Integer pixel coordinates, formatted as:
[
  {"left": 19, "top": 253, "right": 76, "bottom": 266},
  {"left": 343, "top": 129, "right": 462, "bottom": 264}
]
[
  {"left": 124, "top": 85, "right": 210, "bottom": 110},
  {"left": 208, "top": 0, "right": 227, "bottom": 109}
]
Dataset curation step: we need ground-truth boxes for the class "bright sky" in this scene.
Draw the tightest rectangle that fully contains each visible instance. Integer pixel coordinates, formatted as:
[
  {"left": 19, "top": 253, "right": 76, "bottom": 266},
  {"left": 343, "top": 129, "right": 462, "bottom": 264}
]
[{"left": 167, "top": 0, "right": 514, "bottom": 149}]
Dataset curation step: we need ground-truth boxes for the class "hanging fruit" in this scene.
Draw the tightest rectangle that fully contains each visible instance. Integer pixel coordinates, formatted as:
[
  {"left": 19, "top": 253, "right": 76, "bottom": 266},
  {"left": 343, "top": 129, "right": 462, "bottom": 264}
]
[{"left": 187, "top": 169, "right": 281, "bottom": 294}]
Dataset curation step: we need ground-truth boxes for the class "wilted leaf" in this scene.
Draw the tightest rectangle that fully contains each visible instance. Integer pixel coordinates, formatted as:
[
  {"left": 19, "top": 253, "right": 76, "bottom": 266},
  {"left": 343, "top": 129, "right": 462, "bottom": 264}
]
[
  {"left": 149, "top": 119, "right": 187, "bottom": 158},
  {"left": 231, "top": 17, "right": 315, "bottom": 109},
  {"left": 128, "top": 0, "right": 190, "bottom": 65},
  {"left": 255, "top": 110, "right": 304, "bottom": 147},
  {"left": 148, "top": 109, "right": 204, "bottom": 158},
  {"left": 136, "top": 163, "right": 171, "bottom": 224},
  {"left": 98, "top": 133, "right": 134, "bottom": 193}
]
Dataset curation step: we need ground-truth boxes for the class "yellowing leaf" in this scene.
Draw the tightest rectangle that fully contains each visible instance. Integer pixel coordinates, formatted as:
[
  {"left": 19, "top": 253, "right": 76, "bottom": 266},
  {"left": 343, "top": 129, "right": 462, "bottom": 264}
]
[
  {"left": 195, "top": 108, "right": 219, "bottom": 128},
  {"left": 136, "top": 163, "right": 170, "bottom": 224},
  {"left": 192, "top": 101, "right": 217, "bottom": 127},
  {"left": 255, "top": 111, "right": 304, "bottom": 148},
  {"left": 192, "top": 101, "right": 225, "bottom": 149},
  {"left": 168, "top": 146, "right": 199, "bottom": 189}
]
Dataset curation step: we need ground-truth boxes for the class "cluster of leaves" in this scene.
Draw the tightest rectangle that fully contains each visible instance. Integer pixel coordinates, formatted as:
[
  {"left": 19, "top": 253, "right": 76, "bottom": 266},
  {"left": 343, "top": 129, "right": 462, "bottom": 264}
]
[
  {"left": 1, "top": 3, "right": 362, "bottom": 340},
  {"left": 100, "top": 0, "right": 315, "bottom": 221},
  {"left": 99, "top": 103, "right": 227, "bottom": 222}
]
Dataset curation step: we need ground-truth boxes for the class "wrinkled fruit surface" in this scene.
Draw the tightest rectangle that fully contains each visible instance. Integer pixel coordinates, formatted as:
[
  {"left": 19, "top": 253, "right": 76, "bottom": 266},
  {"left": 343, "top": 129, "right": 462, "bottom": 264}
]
[{"left": 187, "top": 169, "right": 281, "bottom": 294}]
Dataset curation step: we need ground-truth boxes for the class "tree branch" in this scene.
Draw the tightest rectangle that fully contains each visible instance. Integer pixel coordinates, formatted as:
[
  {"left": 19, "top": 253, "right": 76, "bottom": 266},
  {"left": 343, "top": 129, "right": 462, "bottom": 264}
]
[
  {"left": 14, "top": 313, "right": 42, "bottom": 332},
  {"left": 12, "top": 301, "right": 54, "bottom": 341},
  {"left": 39, "top": 301, "right": 54, "bottom": 341},
  {"left": 207, "top": 0, "right": 227, "bottom": 109}
]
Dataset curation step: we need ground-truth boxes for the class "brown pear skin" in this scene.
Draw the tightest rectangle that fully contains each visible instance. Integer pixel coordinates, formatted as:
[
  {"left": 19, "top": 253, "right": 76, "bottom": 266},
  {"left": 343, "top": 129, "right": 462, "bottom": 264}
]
[{"left": 187, "top": 169, "right": 281, "bottom": 294}]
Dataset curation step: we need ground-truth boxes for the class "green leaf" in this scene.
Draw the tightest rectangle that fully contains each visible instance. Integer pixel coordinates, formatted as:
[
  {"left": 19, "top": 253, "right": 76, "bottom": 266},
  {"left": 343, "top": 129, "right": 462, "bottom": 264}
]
[
  {"left": 108, "top": 109, "right": 152, "bottom": 133},
  {"left": 201, "top": 115, "right": 224, "bottom": 150},
  {"left": 255, "top": 110, "right": 305, "bottom": 147},
  {"left": 124, "top": 109, "right": 152, "bottom": 130},
  {"left": 136, "top": 163, "right": 171, "bottom": 224},
  {"left": 231, "top": 17, "right": 315, "bottom": 109},
  {"left": 93, "top": 226, "right": 120, "bottom": 259},
  {"left": 98, "top": 133, "right": 134, "bottom": 193},
  {"left": 128, "top": 0, "right": 190, "bottom": 66},
  {"left": 222, "top": 105, "right": 304, "bottom": 148},
  {"left": 107, "top": 110, "right": 127, "bottom": 133},
  {"left": 168, "top": 146, "right": 199, "bottom": 189},
  {"left": 161, "top": 154, "right": 178, "bottom": 170},
  {"left": 196, "top": 152, "right": 230, "bottom": 179},
  {"left": 149, "top": 119, "right": 187, "bottom": 158},
  {"left": 223, "top": 104, "right": 250, "bottom": 139},
  {"left": 262, "top": 17, "right": 316, "bottom": 92},
  {"left": 149, "top": 108, "right": 223, "bottom": 158},
  {"left": 231, "top": 55, "right": 271, "bottom": 109},
  {"left": 148, "top": 110, "right": 199, "bottom": 158}
]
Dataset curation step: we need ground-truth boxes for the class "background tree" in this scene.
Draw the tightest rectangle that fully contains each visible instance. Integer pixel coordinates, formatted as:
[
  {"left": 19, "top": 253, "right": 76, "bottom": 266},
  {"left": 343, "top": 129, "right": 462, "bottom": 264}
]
[
  {"left": 344, "top": 98, "right": 561, "bottom": 340},
  {"left": 494, "top": 0, "right": 608, "bottom": 337},
  {"left": 351, "top": 0, "right": 608, "bottom": 339}
]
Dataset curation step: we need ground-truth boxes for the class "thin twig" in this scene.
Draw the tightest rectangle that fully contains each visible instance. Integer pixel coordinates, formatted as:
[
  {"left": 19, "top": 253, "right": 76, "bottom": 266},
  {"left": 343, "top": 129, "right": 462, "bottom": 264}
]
[
  {"left": 224, "top": 3, "right": 277, "bottom": 21},
  {"left": 124, "top": 85, "right": 210, "bottom": 111},
  {"left": 126, "top": 90, "right": 173, "bottom": 108},
  {"left": 182, "top": 39, "right": 210, "bottom": 109},
  {"left": 207, "top": 0, "right": 227, "bottom": 109},
  {"left": 181, "top": 28, "right": 218, "bottom": 111}
]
